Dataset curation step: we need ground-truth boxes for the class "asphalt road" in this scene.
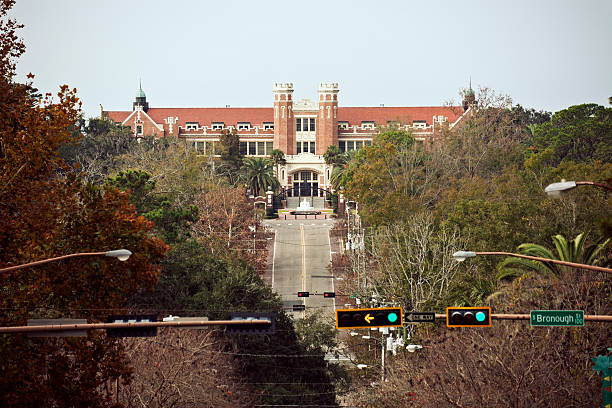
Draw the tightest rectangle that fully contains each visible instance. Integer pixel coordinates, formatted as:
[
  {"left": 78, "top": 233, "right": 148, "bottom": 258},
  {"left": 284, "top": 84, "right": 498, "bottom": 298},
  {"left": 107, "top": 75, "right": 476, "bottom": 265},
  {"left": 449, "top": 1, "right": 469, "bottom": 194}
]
[{"left": 263, "top": 218, "right": 336, "bottom": 319}]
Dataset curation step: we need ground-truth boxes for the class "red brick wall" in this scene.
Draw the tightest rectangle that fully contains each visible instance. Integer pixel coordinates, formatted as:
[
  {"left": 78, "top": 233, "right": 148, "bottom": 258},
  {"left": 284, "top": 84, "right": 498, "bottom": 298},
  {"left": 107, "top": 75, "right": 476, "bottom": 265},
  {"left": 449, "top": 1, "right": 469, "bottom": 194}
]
[{"left": 273, "top": 90, "right": 295, "bottom": 155}]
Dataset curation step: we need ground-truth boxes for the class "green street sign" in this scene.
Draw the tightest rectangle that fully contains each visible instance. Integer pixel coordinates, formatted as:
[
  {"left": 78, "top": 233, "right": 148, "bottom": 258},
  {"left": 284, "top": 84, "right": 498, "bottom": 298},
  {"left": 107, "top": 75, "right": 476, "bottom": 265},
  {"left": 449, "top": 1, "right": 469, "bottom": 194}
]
[{"left": 530, "top": 310, "right": 584, "bottom": 327}]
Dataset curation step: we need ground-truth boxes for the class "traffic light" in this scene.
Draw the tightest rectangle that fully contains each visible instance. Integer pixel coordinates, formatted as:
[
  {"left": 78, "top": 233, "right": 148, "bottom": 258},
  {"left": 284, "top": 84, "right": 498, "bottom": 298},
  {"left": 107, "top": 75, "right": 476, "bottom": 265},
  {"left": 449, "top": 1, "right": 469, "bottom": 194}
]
[
  {"left": 106, "top": 314, "right": 158, "bottom": 337},
  {"left": 446, "top": 307, "right": 491, "bottom": 327},
  {"left": 336, "top": 307, "right": 403, "bottom": 329},
  {"left": 324, "top": 292, "right": 336, "bottom": 298},
  {"left": 297, "top": 291, "right": 310, "bottom": 297},
  {"left": 225, "top": 312, "right": 275, "bottom": 334}
]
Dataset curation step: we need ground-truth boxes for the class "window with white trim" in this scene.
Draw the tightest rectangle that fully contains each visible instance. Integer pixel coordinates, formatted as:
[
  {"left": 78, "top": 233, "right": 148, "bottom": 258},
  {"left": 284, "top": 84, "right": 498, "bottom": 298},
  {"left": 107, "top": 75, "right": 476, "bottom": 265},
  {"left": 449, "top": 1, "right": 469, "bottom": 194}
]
[
  {"left": 263, "top": 122, "right": 274, "bottom": 131},
  {"left": 338, "top": 121, "right": 349, "bottom": 130},
  {"left": 413, "top": 120, "right": 427, "bottom": 129},
  {"left": 237, "top": 122, "right": 251, "bottom": 131},
  {"left": 361, "top": 121, "right": 375, "bottom": 130},
  {"left": 136, "top": 125, "right": 143, "bottom": 135},
  {"left": 185, "top": 122, "right": 199, "bottom": 131},
  {"left": 296, "top": 141, "right": 315, "bottom": 154},
  {"left": 211, "top": 122, "right": 224, "bottom": 130}
]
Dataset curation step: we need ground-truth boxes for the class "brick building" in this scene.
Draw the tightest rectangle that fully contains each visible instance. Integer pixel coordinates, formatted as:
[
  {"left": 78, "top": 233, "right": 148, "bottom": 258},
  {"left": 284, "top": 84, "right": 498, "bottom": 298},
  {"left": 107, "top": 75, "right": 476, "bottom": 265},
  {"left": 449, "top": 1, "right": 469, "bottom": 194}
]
[{"left": 102, "top": 82, "right": 470, "bottom": 197}]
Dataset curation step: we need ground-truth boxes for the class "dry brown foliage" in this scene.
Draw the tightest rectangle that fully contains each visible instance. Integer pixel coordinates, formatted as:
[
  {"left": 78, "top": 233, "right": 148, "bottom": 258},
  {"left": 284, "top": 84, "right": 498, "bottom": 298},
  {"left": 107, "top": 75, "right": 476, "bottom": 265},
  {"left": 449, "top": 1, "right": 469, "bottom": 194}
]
[{"left": 118, "top": 328, "right": 254, "bottom": 408}]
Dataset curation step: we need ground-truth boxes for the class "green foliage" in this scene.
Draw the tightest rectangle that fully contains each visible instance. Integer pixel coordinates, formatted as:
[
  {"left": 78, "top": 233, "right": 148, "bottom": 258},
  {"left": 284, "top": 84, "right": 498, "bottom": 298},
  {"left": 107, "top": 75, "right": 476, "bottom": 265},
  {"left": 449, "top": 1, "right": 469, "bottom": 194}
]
[
  {"left": 498, "top": 232, "right": 610, "bottom": 279},
  {"left": 58, "top": 117, "right": 137, "bottom": 183},
  {"left": 269, "top": 148, "right": 286, "bottom": 166},
  {"left": 216, "top": 128, "right": 243, "bottom": 184},
  {"left": 526, "top": 103, "right": 612, "bottom": 171},
  {"left": 323, "top": 144, "right": 342, "bottom": 165},
  {"left": 242, "top": 156, "right": 279, "bottom": 196},
  {"left": 107, "top": 169, "right": 198, "bottom": 244}
]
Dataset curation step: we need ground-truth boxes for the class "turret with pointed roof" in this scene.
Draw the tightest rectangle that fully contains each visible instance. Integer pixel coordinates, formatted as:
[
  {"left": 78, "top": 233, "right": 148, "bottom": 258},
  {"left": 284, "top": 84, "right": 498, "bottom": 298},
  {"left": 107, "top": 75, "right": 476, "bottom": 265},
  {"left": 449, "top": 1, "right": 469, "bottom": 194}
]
[
  {"left": 463, "top": 78, "right": 476, "bottom": 111},
  {"left": 133, "top": 81, "right": 149, "bottom": 112}
]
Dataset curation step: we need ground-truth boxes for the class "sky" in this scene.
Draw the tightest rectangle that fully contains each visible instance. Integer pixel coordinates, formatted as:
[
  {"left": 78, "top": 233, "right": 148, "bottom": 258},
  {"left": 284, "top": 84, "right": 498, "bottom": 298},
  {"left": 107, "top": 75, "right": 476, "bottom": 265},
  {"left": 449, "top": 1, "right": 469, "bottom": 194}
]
[{"left": 8, "top": 0, "right": 612, "bottom": 119}]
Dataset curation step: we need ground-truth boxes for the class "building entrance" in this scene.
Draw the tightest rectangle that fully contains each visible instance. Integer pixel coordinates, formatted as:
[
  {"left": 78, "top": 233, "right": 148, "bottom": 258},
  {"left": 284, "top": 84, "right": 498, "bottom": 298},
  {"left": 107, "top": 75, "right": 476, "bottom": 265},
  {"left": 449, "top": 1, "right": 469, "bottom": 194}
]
[{"left": 290, "top": 171, "right": 321, "bottom": 197}]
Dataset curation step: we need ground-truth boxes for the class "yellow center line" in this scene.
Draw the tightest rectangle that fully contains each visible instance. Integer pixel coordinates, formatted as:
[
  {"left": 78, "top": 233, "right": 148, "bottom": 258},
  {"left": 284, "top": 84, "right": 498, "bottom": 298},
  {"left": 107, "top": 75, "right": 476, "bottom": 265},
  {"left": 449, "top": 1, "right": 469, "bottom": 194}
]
[{"left": 300, "top": 224, "right": 306, "bottom": 317}]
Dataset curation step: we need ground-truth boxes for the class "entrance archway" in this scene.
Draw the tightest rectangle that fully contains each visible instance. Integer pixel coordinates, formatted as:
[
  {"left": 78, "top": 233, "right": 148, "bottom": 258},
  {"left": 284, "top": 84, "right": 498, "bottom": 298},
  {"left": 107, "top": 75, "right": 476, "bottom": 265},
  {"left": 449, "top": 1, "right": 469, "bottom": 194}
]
[{"left": 289, "top": 170, "right": 322, "bottom": 197}]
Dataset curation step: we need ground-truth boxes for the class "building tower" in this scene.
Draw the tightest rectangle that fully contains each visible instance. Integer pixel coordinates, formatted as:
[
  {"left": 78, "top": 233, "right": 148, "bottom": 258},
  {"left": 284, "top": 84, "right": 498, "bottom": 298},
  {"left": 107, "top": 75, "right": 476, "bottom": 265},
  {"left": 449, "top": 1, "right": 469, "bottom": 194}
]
[
  {"left": 316, "top": 83, "right": 339, "bottom": 154},
  {"left": 462, "top": 79, "right": 476, "bottom": 111},
  {"left": 133, "top": 81, "right": 149, "bottom": 112},
  {"left": 273, "top": 83, "right": 295, "bottom": 155}
]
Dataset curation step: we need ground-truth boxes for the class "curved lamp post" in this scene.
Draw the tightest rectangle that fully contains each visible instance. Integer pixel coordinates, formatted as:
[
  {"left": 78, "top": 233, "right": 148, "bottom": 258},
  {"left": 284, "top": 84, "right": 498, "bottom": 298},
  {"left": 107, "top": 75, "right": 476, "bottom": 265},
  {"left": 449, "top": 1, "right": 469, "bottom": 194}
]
[
  {"left": 453, "top": 250, "right": 612, "bottom": 274},
  {"left": 545, "top": 179, "right": 612, "bottom": 198},
  {"left": 0, "top": 249, "right": 132, "bottom": 274}
]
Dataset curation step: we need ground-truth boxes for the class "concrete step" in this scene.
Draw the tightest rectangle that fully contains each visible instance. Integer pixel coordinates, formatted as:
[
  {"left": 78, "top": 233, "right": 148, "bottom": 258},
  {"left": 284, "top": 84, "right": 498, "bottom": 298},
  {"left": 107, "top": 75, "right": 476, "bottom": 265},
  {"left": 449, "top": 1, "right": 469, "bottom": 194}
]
[{"left": 286, "top": 196, "right": 326, "bottom": 209}]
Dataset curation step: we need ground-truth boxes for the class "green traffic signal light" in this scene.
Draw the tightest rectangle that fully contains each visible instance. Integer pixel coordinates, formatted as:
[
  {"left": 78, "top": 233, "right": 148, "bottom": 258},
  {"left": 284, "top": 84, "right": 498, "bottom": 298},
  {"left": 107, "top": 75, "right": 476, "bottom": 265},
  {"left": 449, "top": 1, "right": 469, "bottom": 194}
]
[
  {"left": 446, "top": 307, "right": 491, "bottom": 327},
  {"left": 336, "top": 307, "right": 403, "bottom": 329}
]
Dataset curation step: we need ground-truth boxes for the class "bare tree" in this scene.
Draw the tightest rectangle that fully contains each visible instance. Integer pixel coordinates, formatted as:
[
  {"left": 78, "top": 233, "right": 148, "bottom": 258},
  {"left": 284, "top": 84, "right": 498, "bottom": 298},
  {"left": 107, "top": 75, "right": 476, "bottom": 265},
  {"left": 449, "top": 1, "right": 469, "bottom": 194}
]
[
  {"left": 119, "top": 328, "right": 254, "bottom": 408},
  {"left": 365, "top": 212, "right": 466, "bottom": 311}
]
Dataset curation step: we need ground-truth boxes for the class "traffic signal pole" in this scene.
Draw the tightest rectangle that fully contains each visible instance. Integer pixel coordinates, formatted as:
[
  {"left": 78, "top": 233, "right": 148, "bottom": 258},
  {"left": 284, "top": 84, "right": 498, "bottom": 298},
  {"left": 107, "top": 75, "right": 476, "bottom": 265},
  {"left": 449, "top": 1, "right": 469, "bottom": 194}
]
[
  {"left": 0, "top": 319, "right": 272, "bottom": 334},
  {"left": 433, "top": 313, "right": 612, "bottom": 322}
]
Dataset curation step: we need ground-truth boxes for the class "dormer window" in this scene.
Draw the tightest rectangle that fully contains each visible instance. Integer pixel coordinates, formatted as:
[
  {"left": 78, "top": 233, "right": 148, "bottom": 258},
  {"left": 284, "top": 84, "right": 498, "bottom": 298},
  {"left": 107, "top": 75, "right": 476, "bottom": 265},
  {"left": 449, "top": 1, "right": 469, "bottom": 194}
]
[
  {"left": 361, "top": 121, "right": 375, "bottom": 130},
  {"left": 185, "top": 122, "right": 199, "bottom": 131},
  {"left": 237, "top": 122, "right": 251, "bottom": 131},
  {"left": 263, "top": 122, "right": 274, "bottom": 131},
  {"left": 413, "top": 120, "right": 426, "bottom": 129},
  {"left": 211, "top": 122, "right": 224, "bottom": 130},
  {"left": 338, "top": 121, "right": 349, "bottom": 130}
]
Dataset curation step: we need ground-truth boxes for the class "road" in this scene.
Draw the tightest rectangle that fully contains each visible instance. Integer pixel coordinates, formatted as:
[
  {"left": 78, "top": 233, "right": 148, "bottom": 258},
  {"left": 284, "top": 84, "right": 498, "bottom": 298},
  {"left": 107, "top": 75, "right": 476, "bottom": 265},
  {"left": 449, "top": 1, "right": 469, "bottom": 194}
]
[{"left": 263, "top": 218, "right": 336, "bottom": 319}]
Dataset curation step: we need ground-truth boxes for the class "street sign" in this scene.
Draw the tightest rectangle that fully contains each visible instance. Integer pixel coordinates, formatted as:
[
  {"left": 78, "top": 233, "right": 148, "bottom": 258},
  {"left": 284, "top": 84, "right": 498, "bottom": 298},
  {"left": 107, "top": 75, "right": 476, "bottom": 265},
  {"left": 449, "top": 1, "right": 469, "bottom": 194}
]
[
  {"left": 107, "top": 315, "right": 158, "bottom": 337},
  {"left": 530, "top": 310, "right": 584, "bottom": 327},
  {"left": 226, "top": 312, "right": 275, "bottom": 334},
  {"left": 336, "top": 307, "right": 403, "bottom": 329},
  {"left": 162, "top": 316, "right": 209, "bottom": 330},
  {"left": 404, "top": 312, "right": 435, "bottom": 323}
]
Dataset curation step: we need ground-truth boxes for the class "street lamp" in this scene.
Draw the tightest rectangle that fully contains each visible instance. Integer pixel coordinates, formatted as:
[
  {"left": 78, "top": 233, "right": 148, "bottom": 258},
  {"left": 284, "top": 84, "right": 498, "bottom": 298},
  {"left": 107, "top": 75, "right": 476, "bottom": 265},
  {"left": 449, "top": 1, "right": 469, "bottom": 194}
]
[
  {"left": 452, "top": 250, "right": 612, "bottom": 274},
  {"left": 0, "top": 249, "right": 133, "bottom": 273},
  {"left": 545, "top": 179, "right": 612, "bottom": 198}
]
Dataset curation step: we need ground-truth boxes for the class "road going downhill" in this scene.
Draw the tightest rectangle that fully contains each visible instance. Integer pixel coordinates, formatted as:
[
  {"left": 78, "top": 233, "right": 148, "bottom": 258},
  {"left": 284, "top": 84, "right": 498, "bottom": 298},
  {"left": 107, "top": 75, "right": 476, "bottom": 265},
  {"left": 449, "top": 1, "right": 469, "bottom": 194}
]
[{"left": 263, "top": 218, "right": 336, "bottom": 318}]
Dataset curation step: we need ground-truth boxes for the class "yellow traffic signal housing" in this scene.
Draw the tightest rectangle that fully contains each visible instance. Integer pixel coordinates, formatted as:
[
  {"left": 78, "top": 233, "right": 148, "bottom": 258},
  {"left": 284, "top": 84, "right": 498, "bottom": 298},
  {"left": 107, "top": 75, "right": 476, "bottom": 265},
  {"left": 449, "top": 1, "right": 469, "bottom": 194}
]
[
  {"left": 446, "top": 307, "right": 491, "bottom": 327},
  {"left": 336, "top": 307, "right": 403, "bottom": 329}
]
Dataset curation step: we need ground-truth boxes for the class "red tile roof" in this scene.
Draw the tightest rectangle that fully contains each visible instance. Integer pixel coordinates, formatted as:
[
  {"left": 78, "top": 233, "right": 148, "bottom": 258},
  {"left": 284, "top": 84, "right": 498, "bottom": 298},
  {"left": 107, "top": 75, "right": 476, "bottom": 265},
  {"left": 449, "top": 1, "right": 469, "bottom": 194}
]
[
  {"left": 337, "top": 106, "right": 464, "bottom": 126},
  {"left": 105, "top": 108, "right": 274, "bottom": 127},
  {"left": 105, "top": 111, "right": 132, "bottom": 123},
  {"left": 103, "top": 106, "right": 465, "bottom": 128}
]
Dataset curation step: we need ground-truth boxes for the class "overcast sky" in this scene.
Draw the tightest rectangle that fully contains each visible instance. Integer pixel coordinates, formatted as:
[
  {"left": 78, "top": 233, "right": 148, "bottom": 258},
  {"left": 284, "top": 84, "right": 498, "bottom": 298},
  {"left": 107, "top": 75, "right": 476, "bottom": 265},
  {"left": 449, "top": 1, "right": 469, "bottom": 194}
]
[{"left": 8, "top": 0, "right": 612, "bottom": 119}]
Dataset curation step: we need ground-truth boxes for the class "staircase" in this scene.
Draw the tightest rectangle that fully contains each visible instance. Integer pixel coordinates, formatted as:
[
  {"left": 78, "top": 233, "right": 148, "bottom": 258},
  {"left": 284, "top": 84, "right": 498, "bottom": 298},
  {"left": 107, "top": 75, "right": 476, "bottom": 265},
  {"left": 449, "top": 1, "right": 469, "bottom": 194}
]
[{"left": 286, "top": 196, "right": 326, "bottom": 209}]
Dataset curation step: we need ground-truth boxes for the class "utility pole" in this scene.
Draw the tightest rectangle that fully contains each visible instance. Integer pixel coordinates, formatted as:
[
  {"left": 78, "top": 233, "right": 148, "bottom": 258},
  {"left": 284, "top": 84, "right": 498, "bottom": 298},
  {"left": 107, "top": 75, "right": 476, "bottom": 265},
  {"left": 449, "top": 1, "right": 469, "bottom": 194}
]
[{"left": 381, "top": 331, "right": 386, "bottom": 382}]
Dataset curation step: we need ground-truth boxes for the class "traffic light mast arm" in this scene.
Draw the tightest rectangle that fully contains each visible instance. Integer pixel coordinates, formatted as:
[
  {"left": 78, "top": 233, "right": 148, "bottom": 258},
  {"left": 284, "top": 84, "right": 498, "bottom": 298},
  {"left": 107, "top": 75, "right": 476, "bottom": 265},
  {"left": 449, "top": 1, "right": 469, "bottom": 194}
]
[
  {"left": 0, "top": 319, "right": 272, "bottom": 334},
  {"left": 474, "top": 252, "right": 612, "bottom": 274},
  {"left": 435, "top": 313, "right": 612, "bottom": 322}
]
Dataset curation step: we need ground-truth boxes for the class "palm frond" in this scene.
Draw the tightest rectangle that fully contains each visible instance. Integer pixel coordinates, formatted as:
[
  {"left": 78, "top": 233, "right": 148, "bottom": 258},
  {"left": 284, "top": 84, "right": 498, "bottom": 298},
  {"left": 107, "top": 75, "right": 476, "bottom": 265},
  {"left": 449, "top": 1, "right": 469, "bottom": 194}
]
[
  {"left": 498, "top": 256, "right": 558, "bottom": 277},
  {"left": 583, "top": 237, "right": 610, "bottom": 265},
  {"left": 516, "top": 243, "right": 556, "bottom": 260}
]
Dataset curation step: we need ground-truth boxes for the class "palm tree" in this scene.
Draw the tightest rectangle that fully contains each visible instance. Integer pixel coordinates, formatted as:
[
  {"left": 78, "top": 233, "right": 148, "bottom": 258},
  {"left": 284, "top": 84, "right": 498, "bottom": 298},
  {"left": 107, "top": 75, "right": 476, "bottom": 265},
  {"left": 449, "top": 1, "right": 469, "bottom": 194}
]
[
  {"left": 268, "top": 149, "right": 286, "bottom": 179},
  {"left": 329, "top": 150, "right": 357, "bottom": 190},
  {"left": 241, "top": 157, "right": 279, "bottom": 197},
  {"left": 497, "top": 232, "right": 610, "bottom": 280}
]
